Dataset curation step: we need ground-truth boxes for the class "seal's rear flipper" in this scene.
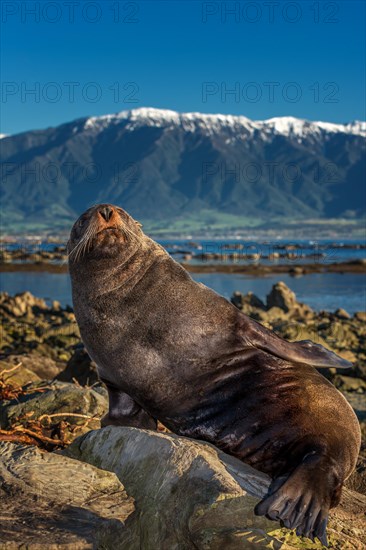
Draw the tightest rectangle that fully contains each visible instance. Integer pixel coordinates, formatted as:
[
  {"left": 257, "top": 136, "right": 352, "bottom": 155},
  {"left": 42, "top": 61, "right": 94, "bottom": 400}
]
[
  {"left": 243, "top": 315, "right": 352, "bottom": 369},
  {"left": 254, "top": 452, "right": 340, "bottom": 547}
]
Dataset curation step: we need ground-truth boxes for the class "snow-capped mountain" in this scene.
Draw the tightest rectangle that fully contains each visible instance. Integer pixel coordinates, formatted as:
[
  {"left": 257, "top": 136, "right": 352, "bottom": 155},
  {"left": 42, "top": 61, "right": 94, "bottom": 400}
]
[
  {"left": 1, "top": 108, "right": 365, "bottom": 231},
  {"left": 82, "top": 107, "right": 365, "bottom": 139}
]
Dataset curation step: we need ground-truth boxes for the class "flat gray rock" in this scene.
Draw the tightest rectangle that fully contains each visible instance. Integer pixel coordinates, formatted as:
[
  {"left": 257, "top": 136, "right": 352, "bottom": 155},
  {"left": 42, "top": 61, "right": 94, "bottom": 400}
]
[{"left": 65, "top": 427, "right": 286, "bottom": 549}]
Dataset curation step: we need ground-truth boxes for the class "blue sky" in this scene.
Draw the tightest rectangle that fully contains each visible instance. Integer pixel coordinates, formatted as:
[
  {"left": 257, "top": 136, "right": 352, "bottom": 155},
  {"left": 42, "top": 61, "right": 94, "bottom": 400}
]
[{"left": 1, "top": 0, "right": 365, "bottom": 134}]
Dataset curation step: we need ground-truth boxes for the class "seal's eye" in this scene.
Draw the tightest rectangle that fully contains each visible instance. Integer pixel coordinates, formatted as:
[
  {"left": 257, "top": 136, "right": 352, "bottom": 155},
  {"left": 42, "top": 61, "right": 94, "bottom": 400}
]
[{"left": 78, "top": 217, "right": 85, "bottom": 229}]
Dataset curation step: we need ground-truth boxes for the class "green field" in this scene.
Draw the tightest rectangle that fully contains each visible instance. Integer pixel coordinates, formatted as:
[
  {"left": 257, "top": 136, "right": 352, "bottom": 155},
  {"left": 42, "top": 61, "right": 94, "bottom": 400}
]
[{"left": 1, "top": 209, "right": 365, "bottom": 239}]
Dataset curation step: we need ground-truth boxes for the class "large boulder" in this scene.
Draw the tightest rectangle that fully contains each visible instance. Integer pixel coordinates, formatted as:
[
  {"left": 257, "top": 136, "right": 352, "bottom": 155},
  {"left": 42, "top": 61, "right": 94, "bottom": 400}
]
[
  {"left": 65, "top": 426, "right": 280, "bottom": 549},
  {"left": 65, "top": 427, "right": 366, "bottom": 549}
]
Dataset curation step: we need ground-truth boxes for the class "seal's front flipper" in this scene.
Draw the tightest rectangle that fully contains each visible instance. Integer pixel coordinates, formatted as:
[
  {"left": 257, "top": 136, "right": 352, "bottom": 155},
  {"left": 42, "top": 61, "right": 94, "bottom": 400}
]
[
  {"left": 101, "top": 379, "right": 157, "bottom": 430},
  {"left": 242, "top": 315, "right": 352, "bottom": 369},
  {"left": 286, "top": 339, "right": 352, "bottom": 369},
  {"left": 254, "top": 452, "right": 341, "bottom": 547}
]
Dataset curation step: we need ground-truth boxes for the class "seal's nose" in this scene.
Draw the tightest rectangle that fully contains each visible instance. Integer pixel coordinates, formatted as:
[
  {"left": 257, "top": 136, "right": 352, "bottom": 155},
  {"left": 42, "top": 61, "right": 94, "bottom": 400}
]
[{"left": 99, "top": 206, "right": 113, "bottom": 222}]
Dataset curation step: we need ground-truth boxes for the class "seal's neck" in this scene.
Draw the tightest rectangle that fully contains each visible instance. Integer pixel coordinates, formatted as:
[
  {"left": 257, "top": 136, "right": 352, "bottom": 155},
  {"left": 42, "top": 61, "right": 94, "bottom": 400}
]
[{"left": 70, "top": 235, "right": 167, "bottom": 300}]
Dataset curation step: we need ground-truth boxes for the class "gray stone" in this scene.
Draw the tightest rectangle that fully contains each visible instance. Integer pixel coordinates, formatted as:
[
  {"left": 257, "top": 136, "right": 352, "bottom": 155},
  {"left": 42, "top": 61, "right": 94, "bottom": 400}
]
[
  {"left": 289, "top": 267, "right": 304, "bottom": 276},
  {"left": 266, "top": 282, "right": 297, "bottom": 312},
  {"left": 265, "top": 306, "right": 288, "bottom": 321},
  {"left": 56, "top": 347, "right": 99, "bottom": 386},
  {"left": 0, "top": 359, "right": 41, "bottom": 386},
  {"left": 0, "top": 291, "right": 48, "bottom": 318},
  {"left": 2, "top": 353, "right": 64, "bottom": 380},
  {"left": 346, "top": 455, "right": 366, "bottom": 495},
  {"left": 0, "top": 441, "right": 134, "bottom": 548},
  {"left": 335, "top": 308, "right": 351, "bottom": 320},
  {"left": 334, "top": 375, "right": 366, "bottom": 393},
  {"left": 0, "top": 381, "right": 107, "bottom": 432},
  {"left": 355, "top": 311, "right": 366, "bottom": 323}
]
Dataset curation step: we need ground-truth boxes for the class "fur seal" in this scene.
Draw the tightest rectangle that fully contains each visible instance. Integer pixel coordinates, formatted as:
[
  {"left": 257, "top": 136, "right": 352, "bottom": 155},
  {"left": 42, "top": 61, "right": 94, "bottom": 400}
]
[{"left": 68, "top": 203, "right": 361, "bottom": 546}]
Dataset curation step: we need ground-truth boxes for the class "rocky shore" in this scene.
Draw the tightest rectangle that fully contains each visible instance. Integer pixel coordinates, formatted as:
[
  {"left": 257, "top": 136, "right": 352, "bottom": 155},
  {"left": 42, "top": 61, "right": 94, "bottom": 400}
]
[
  {"left": 1, "top": 244, "right": 366, "bottom": 275},
  {"left": 1, "top": 259, "right": 366, "bottom": 276},
  {"left": 0, "top": 284, "right": 365, "bottom": 548}
]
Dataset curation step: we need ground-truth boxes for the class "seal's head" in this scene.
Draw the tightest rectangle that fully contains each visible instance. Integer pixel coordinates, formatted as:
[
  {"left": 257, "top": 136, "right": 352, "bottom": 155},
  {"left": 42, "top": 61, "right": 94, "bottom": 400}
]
[{"left": 68, "top": 203, "right": 142, "bottom": 264}]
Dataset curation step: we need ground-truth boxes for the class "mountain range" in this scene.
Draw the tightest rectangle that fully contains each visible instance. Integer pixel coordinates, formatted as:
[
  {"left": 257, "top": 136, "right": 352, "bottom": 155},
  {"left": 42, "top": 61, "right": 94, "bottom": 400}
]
[{"left": 1, "top": 107, "right": 365, "bottom": 233}]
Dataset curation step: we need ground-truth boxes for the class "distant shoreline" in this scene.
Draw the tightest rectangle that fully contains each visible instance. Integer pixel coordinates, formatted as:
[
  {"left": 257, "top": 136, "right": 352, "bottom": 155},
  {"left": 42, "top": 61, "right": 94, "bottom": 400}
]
[{"left": 1, "top": 260, "right": 365, "bottom": 276}]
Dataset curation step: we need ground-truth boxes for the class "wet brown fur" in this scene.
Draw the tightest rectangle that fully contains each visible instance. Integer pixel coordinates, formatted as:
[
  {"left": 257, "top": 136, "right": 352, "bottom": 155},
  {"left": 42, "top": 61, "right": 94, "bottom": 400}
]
[{"left": 68, "top": 204, "right": 361, "bottom": 545}]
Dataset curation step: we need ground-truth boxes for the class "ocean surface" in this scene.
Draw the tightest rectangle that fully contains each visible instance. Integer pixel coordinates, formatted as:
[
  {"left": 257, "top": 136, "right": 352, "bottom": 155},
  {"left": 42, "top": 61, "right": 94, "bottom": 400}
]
[{"left": 1, "top": 271, "right": 365, "bottom": 314}]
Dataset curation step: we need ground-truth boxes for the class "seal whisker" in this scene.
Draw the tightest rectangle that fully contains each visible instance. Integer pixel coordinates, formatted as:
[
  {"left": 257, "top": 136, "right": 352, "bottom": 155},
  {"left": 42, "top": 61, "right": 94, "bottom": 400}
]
[
  {"left": 69, "top": 219, "right": 98, "bottom": 262},
  {"left": 120, "top": 224, "right": 138, "bottom": 242}
]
